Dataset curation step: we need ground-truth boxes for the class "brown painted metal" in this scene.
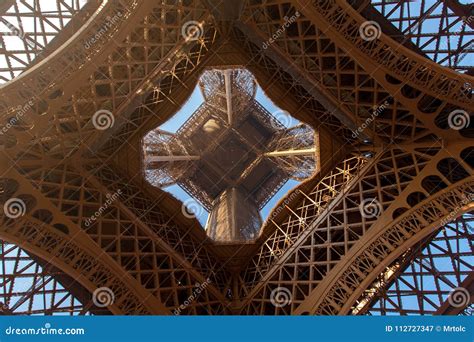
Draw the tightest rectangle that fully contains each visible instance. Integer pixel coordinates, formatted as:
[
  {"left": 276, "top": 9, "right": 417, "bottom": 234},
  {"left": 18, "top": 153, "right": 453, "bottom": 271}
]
[{"left": 0, "top": 0, "right": 472, "bottom": 315}]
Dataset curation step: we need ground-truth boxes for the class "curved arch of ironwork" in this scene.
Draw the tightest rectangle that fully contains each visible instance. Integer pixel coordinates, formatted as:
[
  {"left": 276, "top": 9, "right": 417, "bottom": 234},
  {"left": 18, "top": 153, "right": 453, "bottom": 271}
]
[
  {"left": 0, "top": 238, "right": 95, "bottom": 315},
  {"left": 356, "top": 212, "right": 474, "bottom": 315},
  {"left": 295, "top": 178, "right": 473, "bottom": 315},
  {"left": 0, "top": 0, "right": 472, "bottom": 316}
]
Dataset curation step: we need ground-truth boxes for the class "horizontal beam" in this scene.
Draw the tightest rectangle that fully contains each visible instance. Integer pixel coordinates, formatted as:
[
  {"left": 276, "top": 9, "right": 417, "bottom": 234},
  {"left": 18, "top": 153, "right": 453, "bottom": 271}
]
[
  {"left": 146, "top": 155, "right": 200, "bottom": 162},
  {"left": 265, "top": 148, "right": 316, "bottom": 157}
]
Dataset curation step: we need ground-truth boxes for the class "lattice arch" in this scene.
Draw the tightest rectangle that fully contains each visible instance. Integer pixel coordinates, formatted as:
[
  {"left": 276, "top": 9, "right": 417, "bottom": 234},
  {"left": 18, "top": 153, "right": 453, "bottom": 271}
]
[
  {"left": 0, "top": 0, "right": 92, "bottom": 83},
  {"left": 367, "top": 0, "right": 473, "bottom": 73},
  {"left": 0, "top": 0, "right": 472, "bottom": 317},
  {"left": 356, "top": 212, "right": 474, "bottom": 315},
  {"left": 0, "top": 240, "right": 94, "bottom": 315}
]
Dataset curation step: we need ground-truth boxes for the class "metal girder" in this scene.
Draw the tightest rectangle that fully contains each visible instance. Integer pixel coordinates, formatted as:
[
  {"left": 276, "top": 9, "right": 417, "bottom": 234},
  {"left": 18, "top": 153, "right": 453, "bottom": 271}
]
[
  {"left": 233, "top": 3, "right": 427, "bottom": 146},
  {"left": 265, "top": 148, "right": 316, "bottom": 157},
  {"left": 0, "top": 0, "right": 15, "bottom": 16},
  {"left": 0, "top": 0, "right": 473, "bottom": 316},
  {"left": 293, "top": 141, "right": 473, "bottom": 314},
  {"left": 436, "top": 271, "right": 474, "bottom": 315},
  {"left": 365, "top": 0, "right": 473, "bottom": 72},
  {"left": 355, "top": 213, "right": 473, "bottom": 315},
  {"left": 147, "top": 155, "right": 201, "bottom": 162},
  {"left": 84, "top": 14, "right": 214, "bottom": 155},
  {"left": 0, "top": 239, "right": 98, "bottom": 315},
  {"left": 0, "top": 0, "right": 101, "bottom": 83},
  {"left": 0, "top": 154, "right": 169, "bottom": 314},
  {"left": 445, "top": 0, "right": 474, "bottom": 30},
  {"left": 0, "top": 0, "right": 150, "bottom": 155},
  {"left": 224, "top": 69, "right": 234, "bottom": 125},
  {"left": 77, "top": 164, "right": 229, "bottom": 310},
  {"left": 202, "top": 0, "right": 245, "bottom": 35},
  {"left": 239, "top": 152, "right": 373, "bottom": 312},
  {"left": 294, "top": 0, "right": 473, "bottom": 141},
  {"left": 236, "top": 21, "right": 376, "bottom": 144}
]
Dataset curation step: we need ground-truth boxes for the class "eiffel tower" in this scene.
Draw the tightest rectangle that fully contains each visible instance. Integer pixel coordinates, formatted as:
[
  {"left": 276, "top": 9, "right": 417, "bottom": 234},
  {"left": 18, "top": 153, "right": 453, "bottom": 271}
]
[{"left": 0, "top": 0, "right": 472, "bottom": 316}]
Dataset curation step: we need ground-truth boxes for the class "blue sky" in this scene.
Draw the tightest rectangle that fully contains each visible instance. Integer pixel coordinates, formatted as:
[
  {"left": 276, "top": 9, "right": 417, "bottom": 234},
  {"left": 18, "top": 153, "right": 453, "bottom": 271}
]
[
  {"left": 159, "top": 78, "right": 302, "bottom": 228},
  {"left": 371, "top": 0, "right": 473, "bottom": 69}
]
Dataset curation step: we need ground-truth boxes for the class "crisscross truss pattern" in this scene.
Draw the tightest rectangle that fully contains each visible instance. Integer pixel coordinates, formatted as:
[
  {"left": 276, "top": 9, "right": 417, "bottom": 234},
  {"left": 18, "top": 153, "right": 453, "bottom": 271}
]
[
  {"left": 233, "top": 0, "right": 461, "bottom": 147},
  {"left": 0, "top": 0, "right": 216, "bottom": 159},
  {"left": 368, "top": 0, "right": 473, "bottom": 73},
  {"left": 18, "top": 162, "right": 229, "bottom": 314},
  {"left": 357, "top": 212, "right": 474, "bottom": 315},
  {"left": 0, "top": 240, "right": 92, "bottom": 315},
  {"left": 0, "top": 0, "right": 92, "bottom": 83},
  {"left": 0, "top": 0, "right": 472, "bottom": 316}
]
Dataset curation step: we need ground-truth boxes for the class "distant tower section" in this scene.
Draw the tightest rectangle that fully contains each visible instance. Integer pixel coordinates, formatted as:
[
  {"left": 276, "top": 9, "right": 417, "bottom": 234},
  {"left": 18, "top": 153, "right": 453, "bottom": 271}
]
[{"left": 143, "top": 68, "right": 317, "bottom": 242}]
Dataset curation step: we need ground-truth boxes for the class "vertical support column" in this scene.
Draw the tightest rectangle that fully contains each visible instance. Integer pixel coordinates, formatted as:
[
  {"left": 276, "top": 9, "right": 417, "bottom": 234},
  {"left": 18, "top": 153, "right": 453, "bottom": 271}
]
[{"left": 224, "top": 69, "right": 234, "bottom": 125}]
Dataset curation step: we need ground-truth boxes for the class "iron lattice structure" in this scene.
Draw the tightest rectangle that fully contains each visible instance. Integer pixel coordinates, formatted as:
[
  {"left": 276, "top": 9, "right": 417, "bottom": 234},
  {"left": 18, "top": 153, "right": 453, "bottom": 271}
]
[
  {"left": 143, "top": 68, "right": 316, "bottom": 242},
  {"left": 0, "top": 0, "right": 472, "bottom": 315},
  {"left": 359, "top": 213, "right": 474, "bottom": 316}
]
